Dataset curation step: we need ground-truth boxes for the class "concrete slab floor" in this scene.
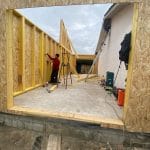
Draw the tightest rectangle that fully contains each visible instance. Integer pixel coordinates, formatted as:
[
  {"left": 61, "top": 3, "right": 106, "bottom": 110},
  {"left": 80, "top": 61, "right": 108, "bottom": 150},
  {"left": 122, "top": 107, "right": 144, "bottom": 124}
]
[{"left": 14, "top": 76, "right": 123, "bottom": 121}]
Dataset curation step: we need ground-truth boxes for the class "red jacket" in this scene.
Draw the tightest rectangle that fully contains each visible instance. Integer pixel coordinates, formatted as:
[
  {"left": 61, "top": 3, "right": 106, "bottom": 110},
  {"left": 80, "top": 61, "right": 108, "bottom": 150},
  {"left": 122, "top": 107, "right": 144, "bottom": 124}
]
[{"left": 47, "top": 54, "right": 60, "bottom": 71}]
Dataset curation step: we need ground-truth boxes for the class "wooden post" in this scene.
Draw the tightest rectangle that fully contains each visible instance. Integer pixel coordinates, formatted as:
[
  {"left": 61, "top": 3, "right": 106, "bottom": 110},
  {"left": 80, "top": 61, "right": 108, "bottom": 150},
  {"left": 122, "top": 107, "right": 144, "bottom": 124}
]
[
  {"left": 31, "top": 26, "right": 35, "bottom": 87},
  {"left": 21, "top": 16, "right": 25, "bottom": 91},
  {"left": 6, "top": 10, "right": 13, "bottom": 109},
  {"left": 123, "top": 3, "right": 139, "bottom": 118},
  {"left": 43, "top": 34, "right": 47, "bottom": 83},
  {"left": 59, "top": 20, "right": 63, "bottom": 44},
  {"left": 39, "top": 32, "right": 44, "bottom": 84}
]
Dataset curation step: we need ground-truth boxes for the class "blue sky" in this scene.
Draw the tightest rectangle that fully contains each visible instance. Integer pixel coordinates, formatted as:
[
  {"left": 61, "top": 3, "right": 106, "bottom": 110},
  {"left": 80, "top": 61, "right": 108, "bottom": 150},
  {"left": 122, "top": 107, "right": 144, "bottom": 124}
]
[{"left": 17, "top": 4, "right": 111, "bottom": 54}]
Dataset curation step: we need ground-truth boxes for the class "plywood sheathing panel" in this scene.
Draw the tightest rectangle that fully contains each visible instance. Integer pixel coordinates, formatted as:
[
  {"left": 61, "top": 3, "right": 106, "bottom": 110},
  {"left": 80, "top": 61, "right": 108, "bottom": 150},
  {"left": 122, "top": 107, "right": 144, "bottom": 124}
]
[
  {"left": 12, "top": 14, "right": 22, "bottom": 93},
  {"left": 0, "top": 9, "right": 7, "bottom": 111},
  {"left": 43, "top": 34, "right": 47, "bottom": 83},
  {"left": 70, "top": 55, "right": 76, "bottom": 73},
  {"left": 124, "top": 1, "right": 150, "bottom": 133},
  {"left": 25, "top": 22, "right": 33, "bottom": 89},
  {"left": 59, "top": 20, "right": 72, "bottom": 52},
  {"left": 49, "top": 39, "right": 53, "bottom": 57},
  {"left": 0, "top": 0, "right": 148, "bottom": 133},
  {"left": 0, "top": 0, "right": 141, "bottom": 9},
  {"left": 47, "top": 38, "right": 52, "bottom": 81},
  {"left": 11, "top": 11, "right": 68, "bottom": 93},
  {"left": 34, "top": 29, "right": 41, "bottom": 85}
]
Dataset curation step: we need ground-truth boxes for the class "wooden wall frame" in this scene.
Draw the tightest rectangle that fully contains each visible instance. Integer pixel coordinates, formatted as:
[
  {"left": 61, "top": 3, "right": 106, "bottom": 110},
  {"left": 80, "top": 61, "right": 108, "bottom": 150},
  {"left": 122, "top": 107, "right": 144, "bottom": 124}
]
[{"left": 0, "top": 0, "right": 149, "bottom": 133}]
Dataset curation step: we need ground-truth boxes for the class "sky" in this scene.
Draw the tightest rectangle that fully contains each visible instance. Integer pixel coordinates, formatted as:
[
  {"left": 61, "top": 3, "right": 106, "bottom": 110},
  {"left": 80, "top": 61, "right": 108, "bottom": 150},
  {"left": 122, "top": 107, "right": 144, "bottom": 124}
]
[{"left": 17, "top": 4, "right": 112, "bottom": 54}]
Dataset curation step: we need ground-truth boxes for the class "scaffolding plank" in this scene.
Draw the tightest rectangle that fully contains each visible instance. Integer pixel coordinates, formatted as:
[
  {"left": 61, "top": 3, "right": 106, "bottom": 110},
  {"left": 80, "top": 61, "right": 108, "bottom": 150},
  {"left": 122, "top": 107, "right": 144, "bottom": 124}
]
[{"left": 47, "top": 134, "right": 61, "bottom": 150}]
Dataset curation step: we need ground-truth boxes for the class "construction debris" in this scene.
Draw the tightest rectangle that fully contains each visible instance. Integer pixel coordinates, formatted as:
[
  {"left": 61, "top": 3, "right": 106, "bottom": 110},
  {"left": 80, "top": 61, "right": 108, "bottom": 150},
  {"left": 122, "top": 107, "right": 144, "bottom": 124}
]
[{"left": 46, "top": 85, "right": 58, "bottom": 93}]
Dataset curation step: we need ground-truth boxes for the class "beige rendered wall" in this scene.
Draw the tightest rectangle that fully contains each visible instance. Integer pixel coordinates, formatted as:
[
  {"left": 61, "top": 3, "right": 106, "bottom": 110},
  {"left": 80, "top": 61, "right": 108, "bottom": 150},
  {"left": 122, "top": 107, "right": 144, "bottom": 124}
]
[
  {"left": 98, "top": 4, "right": 133, "bottom": 89},
  {"left": 0, "top": 0, "right": 149, "bottom": 133}
]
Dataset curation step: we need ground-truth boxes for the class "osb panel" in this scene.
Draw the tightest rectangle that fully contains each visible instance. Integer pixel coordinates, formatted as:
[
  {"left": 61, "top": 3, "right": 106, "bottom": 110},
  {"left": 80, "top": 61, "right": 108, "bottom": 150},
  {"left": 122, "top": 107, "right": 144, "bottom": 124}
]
[
  {"left": 0, "top": 9, "right": 7, "bottom": 110},
  {"left": 0, "top": 0, "right": 140, "bottom": 10},
  {"left": 0, "top": 0, "right": 148, "bottom": 133},
  {"left": 56, "top": 44, "right": 59, "bottom": 54},
  {"left": 70, "top": 55, "right": 76, "bottom": 73},
  {"left": 50, "top": 40, "right": 55, "bottom": 58},
  {"left": 48, "top": 38, "right": 54, "bottom": 56},
  {"left": 12, "top": 15, "right": 22, "bottom": 93},
  {"left": 47, "top": 38, "right": 52, "bottom": 81},
  {"left": 60, "top": 20, "right": 72, "bottom": 52},
  {"left": 43, "top": 35, "right": 47, "bottom": 83},
  {"left": 25, "top": 22, "right": 32, "bottom": 89},
  {"left": 34, "top": 29, "right": 41, "bottom": 85},
  {"left": 124, "top": 1, "right": 150, "bottom": 133},
  {"left": 43, "top": 35, "right": 51, "bottom": 82}
]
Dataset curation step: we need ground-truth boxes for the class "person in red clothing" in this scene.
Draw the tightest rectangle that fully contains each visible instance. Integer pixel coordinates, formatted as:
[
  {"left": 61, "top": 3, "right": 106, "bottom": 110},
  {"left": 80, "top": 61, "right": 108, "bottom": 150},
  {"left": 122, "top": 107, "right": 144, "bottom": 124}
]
[{"left": 46, "top": 53, "right": 60, "bottom": 83}]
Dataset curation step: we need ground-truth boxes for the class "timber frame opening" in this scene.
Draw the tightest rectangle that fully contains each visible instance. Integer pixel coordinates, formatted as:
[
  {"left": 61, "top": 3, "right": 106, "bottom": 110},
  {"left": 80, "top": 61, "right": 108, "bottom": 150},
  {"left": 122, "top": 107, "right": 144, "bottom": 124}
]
[{"left": 6, "top": 2, "right": 140, "bottom": 130}]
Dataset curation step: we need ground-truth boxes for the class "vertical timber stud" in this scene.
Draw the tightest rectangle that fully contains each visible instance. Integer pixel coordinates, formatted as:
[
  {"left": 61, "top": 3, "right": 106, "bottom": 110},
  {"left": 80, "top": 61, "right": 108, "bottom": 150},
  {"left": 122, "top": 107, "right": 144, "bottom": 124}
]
[
  {"left": 40, "top": 32, "right": 44, "bottom": 84},
  {"left": 123, "top": 3, "right": 139, "bottom": 120},
  {"left": 46, "top": 37, "right": 49, "bottom": 82},
  {"left": 21, "top": 16, "right": 25, "bottom": 91},
  {"left": 60, "top": 46, "right": 63, "bottom": 76},
  {"left": 59, "top": 20, "right": 63, "bottom": 44},
  {"left": 51, "top": 39, "right": 54, "bottom": 56},
  {"left": 6, "top": 10, "right": 13, "bottom": 109},
  {"left": 51, "top": 40, "right": 55, "bottom": 56},
  {"left": 54, "top": 42, "right": 56, "bottom": 55},
  {"left": 39, "top": 32, "right": 44, "bottom": 84},
  {"left": 18, "top": 15, "right": 23, "bottom": 92},
  {"left": 43, "top": 34, "right": 47, "bottom": 83},
  {"left": 31, "top": 26, "right": 35, "bottom": 87}
]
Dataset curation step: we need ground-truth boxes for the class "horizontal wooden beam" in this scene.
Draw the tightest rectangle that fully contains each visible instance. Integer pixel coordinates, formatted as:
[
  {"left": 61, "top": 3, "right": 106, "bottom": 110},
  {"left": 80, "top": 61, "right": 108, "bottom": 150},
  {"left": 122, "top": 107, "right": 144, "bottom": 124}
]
[
  {"left": 9, "top": 106, "right": 124, "bottom": 130},
  {"left": 77, "top": 74, "right": 97, "bottom": 82},
  {"left": 13, "top": 84, "right": 42, "bottom": 96}
]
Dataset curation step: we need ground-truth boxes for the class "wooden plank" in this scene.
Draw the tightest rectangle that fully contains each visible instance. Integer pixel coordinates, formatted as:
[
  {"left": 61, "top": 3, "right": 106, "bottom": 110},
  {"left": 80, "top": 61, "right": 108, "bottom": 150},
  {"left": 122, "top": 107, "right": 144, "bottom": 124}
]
[
  {"left": 47, "top": 134, "right": 61, "bottom": 150},
  {"left": 12, "top": 12, "right": 22, "bottom": 93},
  {"left": 6, "top": 10, "right": 14, "bottom": 109},
  {"left": 52, "top": 40, "right": 55, "bottom": 56},
  {"left": 14, "top": 10, "right": 43, "bottom": 32},
  {"left": 70, "top": 63, "right": 80, "bottom": 77},
  {"left": 40, "top": 32, "right": 44, "bottom": 84},
  {"left": 47, "top": 85, "right": 58, "bottom": 93},
  {"left": 13, "top": 84, "right": 42, "bottom": 97},
  {"left": 59, "top": 20, "right": 72, "bottom": 54},
  {"left": 34, "top": 29, "right": 41, "bottom": 85},
  {"left": 123, "top": 3, "right": 139, "bottom": 117},
  {"left": 60, "top": 43, "right": 72, "bottom": 54},
  {"left": 59, "top": 47, "right": 63, "bottom": 76},
  {"left": 25, "top": 21, "right": 33, "bottom": 89},
  {"left": 31, "top": 26, "right": 36, "bottom": 87},
  {"left": 77, "top": 74, "right": 97, "bottom": 82},
  {"left": 59, "top": 20, "right": 63, "bottom": 44},
  {"left": 25, "top": 84, "right": 42, "bottom": 92},
  {"left": 47, "top": 38, "right": 52, "bottom": 81},
  {"left": 68, "top": 36, "right": 79, "bottom": 58},
  {"left": 59, "top": 20, "right": 80, "bottom": 76},
  {"left": 54, "top": 42, "right": 57, "bottom": 54},
  {"left": 9, "top": 106, "right": 124, "bottom": 130},
  {"left": 21, "top": 16, "right": 26, "bottom": 91},
  {"left": 43, "top": 34, "right": 47, "bottom": 83}
]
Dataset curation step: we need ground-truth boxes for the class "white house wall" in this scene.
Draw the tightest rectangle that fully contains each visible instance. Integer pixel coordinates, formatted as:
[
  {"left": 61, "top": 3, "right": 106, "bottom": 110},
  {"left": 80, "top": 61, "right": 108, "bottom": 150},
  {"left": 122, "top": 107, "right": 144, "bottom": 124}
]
[{"left": 98, "top": 4, "right": 133, "bottom": 89}]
